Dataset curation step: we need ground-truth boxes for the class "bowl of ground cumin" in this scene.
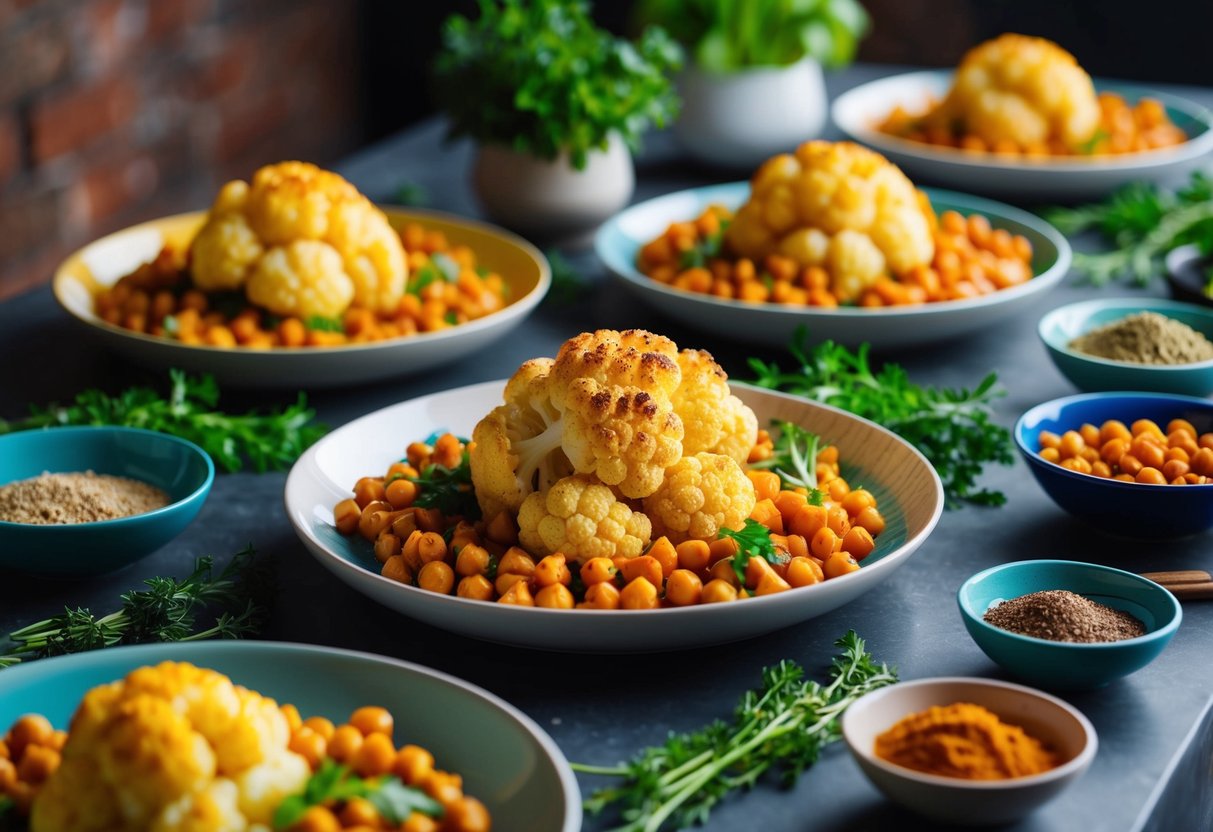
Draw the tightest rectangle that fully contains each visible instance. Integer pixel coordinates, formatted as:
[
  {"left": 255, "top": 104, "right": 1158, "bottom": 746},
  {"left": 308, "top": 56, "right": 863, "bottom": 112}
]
[
  {"left": 1039, "top": 298, "right": 1213, "bottom": 396},
  {"left": 0, "top": 426, "right": 213, "bottom": 576},
  {"left": 958, "top": 560, "right": 1182, "bottom": 690}
]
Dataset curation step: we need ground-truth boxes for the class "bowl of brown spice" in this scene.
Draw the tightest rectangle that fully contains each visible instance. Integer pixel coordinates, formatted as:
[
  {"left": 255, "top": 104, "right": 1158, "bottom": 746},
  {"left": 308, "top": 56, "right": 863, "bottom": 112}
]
[
  {"left": 0, "top": 426, "right": 214, "bottom": 577},
  {"left": 1039, "top": 298, "right": 1213, "bottom": 396},
  {"left": 958, "top": 559, "right": 1182, "bottom": 690}
]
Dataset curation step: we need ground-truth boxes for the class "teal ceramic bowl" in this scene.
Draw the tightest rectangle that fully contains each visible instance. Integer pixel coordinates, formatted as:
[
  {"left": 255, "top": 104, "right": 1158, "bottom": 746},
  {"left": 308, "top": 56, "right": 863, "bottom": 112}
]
[
  {"left": 0, "top": 426, "right": 213, "bottom": 576},
  {"left": 0, "top": 641, "right": 580, "bottom": 831},
  {"left": 1039, "top": 298, "right": 1213, "bottom": 396},
  {"left": 958, "top": 560, "right": 1182, "bottom": 690}
]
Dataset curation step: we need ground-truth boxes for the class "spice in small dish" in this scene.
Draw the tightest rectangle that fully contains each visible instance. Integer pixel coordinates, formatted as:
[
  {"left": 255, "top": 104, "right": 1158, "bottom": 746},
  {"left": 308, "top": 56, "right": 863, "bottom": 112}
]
[
  {"left": 874, "top": 702, "right": 1057, "bottom": 779},
  {"left": 984, "top": 589, "right": 1146, "bottom": 643},
  {"left": 1068, "top": 311, "right": 1213, "bottom": 365},
  {"left": 0, "top": 471, "right": 169, "bottom": 525}
]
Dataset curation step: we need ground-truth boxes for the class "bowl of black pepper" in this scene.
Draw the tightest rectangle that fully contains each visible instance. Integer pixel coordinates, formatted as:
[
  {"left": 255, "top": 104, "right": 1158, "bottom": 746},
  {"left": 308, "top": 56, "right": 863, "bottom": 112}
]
[
  {"left": 957, "top": 559, "right": 1182, "bottom": 690},
  {"left": 1038, "top": 298, "right": 1213, "bottom": 396}
]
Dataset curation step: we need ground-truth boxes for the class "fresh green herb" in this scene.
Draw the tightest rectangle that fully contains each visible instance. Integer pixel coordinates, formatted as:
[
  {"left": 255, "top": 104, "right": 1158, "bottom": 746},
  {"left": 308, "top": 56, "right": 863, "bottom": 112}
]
[
  {"left": 410, "top": 443, "right": 481, "bottom": 520},
  {"left": 638, "top": 0, "right": 869, "bottom": 72},
  {"left": 431, "top": 252, "right": 462, "bottom": 283},
  {"left": 434, "top": 0, "right": 682, "bottom": 170},
  {"left": 407, "top": 265, "right": 442, "bottom": 296},
  {"left": 1042, "top": 171, "right": 1213, "bottom": 286},
  {"left": 305, "top": 315, "right": 344, "bottom": 333},
  {"left": 162, "top": 314, "right": 180, "bottom": 337},
  {"left": 719, "top": 519, "right": 780, "bottom": 584},
  {"left": 0, "top": 370, "right": 327, "bottom": 473},
  {"left": 273, "top": 759, "right": 442, "bottom": 829},
  {"left": 1076, "top": 127, "right": 1111, "bottom": 155},
  {"left": 443, "top": 311, "right": 459, "bottom": 325},
  {"left": 748, "top": 420, "right": 825, "bottom": 503},
  {"left": 0, "top": 548, "right": 268, "bottom": 670},
  {"left": 394, "top": 180, "right": 430, "bottom": 207},
  {"left": 678, "top": 226, "right": 727, "bottom": 270},
  {"left": 749, "top": 330, "right": 1012, "bottom": 507},
  {"left": 573, "top": 631, "right": 896, "bottom": 832},
  {"left": 545, "top": 249, "right": 589, "bottom": 304}
]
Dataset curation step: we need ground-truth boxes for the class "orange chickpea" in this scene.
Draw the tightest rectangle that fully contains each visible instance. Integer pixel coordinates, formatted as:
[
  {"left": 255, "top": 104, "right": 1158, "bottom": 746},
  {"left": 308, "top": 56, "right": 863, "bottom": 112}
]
[
  {"left": 454, "top": 544, "right": 491, "bottom": 577},
  {"left": 1191, "top": 447, "right": 1213, "bottom": 476},
  {"left": 580, "top": 557, "right": 618, "bottom": 586},
  {"left": 494, "top": 572, "right": 528, "bottom": 597},
  {"left": 418, "top": 561, "right": 455, "bottom": 595},
  {"left": 535, "top": 583, "right": 576, "bottom": 609},
  {"left": 16, "top": 744, "right": 59, "bottom": 784},
  {"left": 333, "top": 499, "right": 361, "bottom": 535},
  {"left": 1091, "top": 461, "right": 1112, "bottom": 478},
  {"left": 1132, "top": 437, "right": 1166, "bottom": 470},
  {"left": 349, "top": 706, "right": 393, "bottom": 738},
  {"left": 1040, "top": 447, "right": 1060, "bottom": 463},
  {"left": 7, "top": 715, "right": 52, "bottom": 761},
  {"left": 646, "top": 536, "right": 679, "bottom": 578},
  {"left": 700, "top": 578, "right": 740, "bottom": 603},
  {"left": 1038, "top": 430, "right": 1062, "bottom": 450},
  {"left": 810, "top": 527, "right": 839, "bottom": 560},
  {"left": 840, "top": 489, "right": 876, "bottom": 517},
  {"left": 855, "top": 506, "right": 885, "bottom": 536},
  {"left": 675, "top": 539, "right": 711, "bottom": 572},
  {"left": 1136, "top": 467, "right": 1167, "bottom": 485},
  {"left": 841, "top": 527, "right": 876, "bottom": 561},
  {"left": 534, "top": 553, "right": 572, "bottom": 587},
  {"left": 395, "top": 744, "right": 435, "bottom": 785},
  {"left": 1060, "top": 457, "right": 1093, "bottom": 474},
  {"left": 1058, "top": 430, "right": 1085, "bottom": 459},
  {"left": 786, "top": 556, "right": 824, "bottom": 587},
  {"left": 665, "top": 569, "right": 703, "bottom": 606},
  {"left": 1163, "top": 459, "right": 1190, "bottom": 481},
  {"left": 289, "top": 727, "right": 327, "bottom": 768},
  {"left": 340, "top": 798, "right": 382, "bottom": 828},
  {"left": 583, "top": 581, "right": 622, "bottom": 610},
  {"left": 303, "top": 716, "right": 336, "bottom": 740},
  {"left": 294, "top": 806, "right": 341, "bottom": 832},
  {"left": 1167, "top": 418, "right": 1197, "bottom": 437},
  {"left": 620, "top": 577, "right": 660, "bottom": 610},
  {"left": 352, "top": 732, "right": 398, "bottom": 777},
  {"left": 1119, "top": 453, "right": 1144, "bottom": 476},
  {"left": 328, "top": 725, "right": 364, "bottom": 762},
  {"left": 823, "top": 552, "right": 861, "bottom": 579},
  {"left": 1132, "top": 419, "right": 1164, "bottom": 438},
  {"left": 1079, "top": 423, "right": 1101, "bottom": 447},
  {"left": 1100, "top": 437, "right": 1129, "bottom": 466},
  {"left": 498, "top": 547, "right": 536, "bottom": 578},
  {"left": 497, "top": 580, "right": 535, "bottom": 606}
]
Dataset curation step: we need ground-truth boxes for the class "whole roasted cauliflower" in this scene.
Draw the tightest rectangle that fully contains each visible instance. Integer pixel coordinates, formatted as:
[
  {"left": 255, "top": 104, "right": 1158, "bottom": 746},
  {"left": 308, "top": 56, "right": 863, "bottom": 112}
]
[
  {"left": 517, "top": 475, "right": 652, "bottom": 562},
  {"left": 31, "top": 662, "right": 309, "bottom": 832},
  {"left": 725, "top": 141, "right": 935, "bottom": 303},
  {"left": 643, "top": 453, "right": 756, "bottom": 544},
  {"left": 927, "top": 34, "right": 1100, "bottom": 150},
  {"left": 190, "top": 161, "right": 407, "bottom": 318}
]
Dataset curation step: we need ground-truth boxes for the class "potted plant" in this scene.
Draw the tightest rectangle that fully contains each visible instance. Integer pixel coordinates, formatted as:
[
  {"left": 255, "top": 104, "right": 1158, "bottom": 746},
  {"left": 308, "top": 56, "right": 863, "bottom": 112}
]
[
  {"left": 638, "top": 0, "right": 870, "bottom": 169},
  {"left": 434, "top": 0, "right": 682, "bottom": 242}
]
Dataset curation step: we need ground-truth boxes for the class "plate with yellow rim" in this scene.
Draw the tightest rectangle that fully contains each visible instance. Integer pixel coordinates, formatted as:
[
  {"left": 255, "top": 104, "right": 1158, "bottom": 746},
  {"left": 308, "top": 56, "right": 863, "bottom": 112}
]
[
  {"left": 284, "top": 379, "right": 944, "bottom": 652},
  {"left": 52, "top": 208, "right": 551, "bottom": 388}
]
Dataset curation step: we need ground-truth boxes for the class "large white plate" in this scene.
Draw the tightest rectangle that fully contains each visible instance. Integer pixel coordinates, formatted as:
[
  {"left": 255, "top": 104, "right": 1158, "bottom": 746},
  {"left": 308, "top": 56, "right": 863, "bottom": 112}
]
[
  {"left": 0, "top": 641, "right": 580, "bottom": 832},
  {"left": 595, "top": 182, "right": 1070, "bottom": 349},
  {"left": 832, "top": 70, "right": 1213, "bottom": 201},
  {"left": 285, "top": 380, "right": 944, "bottom": 652},
  {"left": 52, "top": 208, "right": 550, "bottom": 389}
]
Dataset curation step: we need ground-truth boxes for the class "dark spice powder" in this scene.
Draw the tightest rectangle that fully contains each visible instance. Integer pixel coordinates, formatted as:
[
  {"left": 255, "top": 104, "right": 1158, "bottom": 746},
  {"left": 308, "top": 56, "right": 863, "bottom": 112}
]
[{"left": 983, "top": 589, "right": 1146, "bottom": 643}]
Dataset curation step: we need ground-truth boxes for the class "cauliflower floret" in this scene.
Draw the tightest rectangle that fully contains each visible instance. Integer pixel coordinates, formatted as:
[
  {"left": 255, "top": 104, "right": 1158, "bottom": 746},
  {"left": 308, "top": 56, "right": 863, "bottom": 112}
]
[
  {"left": 518, "top": 475, "right": 652, "bottom": 562},
  {"left": 929, "top": 34, "right": 1100, "bottom": 149},
  {"left": 189, "top": 161, "right": 406, "bottom": 317},
  {"left": 725, "top": 141, "right": 934, "bottom": 301},
  {"left": 670, "top": 350, "right": 757, "bottom": 463},
  {"left": 643, "top": 453, "right": 756, "bottom": 544},
  {"left": 548, "top": 329, "right": 682, "bottom": 408},
  {"left": 31, "top": 662, "right": 308, "bottom": 832}
]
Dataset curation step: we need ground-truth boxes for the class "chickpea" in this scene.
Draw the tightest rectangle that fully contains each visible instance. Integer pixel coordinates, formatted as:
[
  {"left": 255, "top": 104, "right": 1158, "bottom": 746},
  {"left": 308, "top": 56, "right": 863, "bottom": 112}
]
[
  {"left": 293, "top": 806, "right": 341, "bottom": 832},
  {"left": 786, "top": 557, "right": 824, "bottom": 587},
  {"left": 1132, "top": 419, "right": 1164, "bottom": 438},
  {"left": 328, "top": 725, "right": 364, "bottom": 762},
  {"left": 580, "top": 557, "right": 618, "bottom": 586},
  {"left": 396, "top": 744, "right": 436, "bottom": 785},
  {"left": 16, "top": 744, "right": 59, "bottom": 784},
  {"left": 352, "top": 732, "right": 397, "bottom": 777},
  {"left": 455, "top": 544, "right": 491, "bottom": 577},
  {"left": 422, "top": 769, "right": 464, "bottom": 807},
  {"left": 700, "top": 578, "right": 740, "bottom": 603},
  {"left": 534, "top": 554, "right": 571, "bottom": 587},
  {"left": 535, "top": 583, "right": 575, "bottom": 609},
  {"left": 1058, "top": 430, "right": 1085, "bottom": 459},
  {"left": 823, "top": 552, "right": 861, "bottom": 579},
  {"left": 289, "top": 727, "right": 327, "bottom": 768},
  {"left": 339, "top": 798, "right": 381, "bottom": 828},
  {"left": 665, "top": 569, "right": 703, "bottom": 606},
  {"left": 583, "top": 581, "right": 622, "bottom": 610},
  {"left": 303, "top": 716, "right": 336, "bottom": 741},
  {"left": 810, "top": 527, "right": 839, "bottom": 560},
  {"left": 1136, "top": 467, "right": 1167, "bottom": 485},
  {"left": 1038, "top": 430, "right": 1062, "bottom": 449},
  {"left": 1119, "top": 453, "right": 1144, "bottom": 476},
  {"left": 1079, "top": 423, "right": 1101, "bottom": 447},
  {"left": 620, "top": 577, "right": 660, "bottom": 610},
  {"left": 7, "top": 714, "right": 53, "bottom": 760},
  {"left": 418, "top": 561, "right": 456, "bottom": 595},
  {"left": 457, "top": 574, "right": 495, "bottom": 602},
  {"left": 1100, "top": 420, "right": 1132, "bottom": 444},
  {"left": 442, "top": 796, "right": 492, "bottom": 832},
  {"left": 350, "top": 706, "right": 393, "bottom": 738}
]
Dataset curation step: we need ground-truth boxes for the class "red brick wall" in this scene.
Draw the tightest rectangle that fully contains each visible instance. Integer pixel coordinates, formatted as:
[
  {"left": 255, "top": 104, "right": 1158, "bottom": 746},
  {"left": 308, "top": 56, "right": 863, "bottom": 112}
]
[{"left": 0, "top": 0, "right": 361, "bottom": 300}]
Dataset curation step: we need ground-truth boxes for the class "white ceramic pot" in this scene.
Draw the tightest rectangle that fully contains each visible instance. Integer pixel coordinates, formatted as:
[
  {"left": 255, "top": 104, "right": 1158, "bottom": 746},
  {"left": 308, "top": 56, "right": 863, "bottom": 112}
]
[
  {"left": 675, "top": 57, "right": 828, "bottom": 169},
  {"left": 471, "top": 133, "right": 635, "bottom": 244}
]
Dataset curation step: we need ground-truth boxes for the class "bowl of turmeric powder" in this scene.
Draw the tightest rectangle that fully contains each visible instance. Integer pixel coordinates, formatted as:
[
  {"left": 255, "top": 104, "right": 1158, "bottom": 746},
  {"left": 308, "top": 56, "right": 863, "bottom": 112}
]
[{"left": 842, "top": 677, "right": 1097, "bottom": 825}]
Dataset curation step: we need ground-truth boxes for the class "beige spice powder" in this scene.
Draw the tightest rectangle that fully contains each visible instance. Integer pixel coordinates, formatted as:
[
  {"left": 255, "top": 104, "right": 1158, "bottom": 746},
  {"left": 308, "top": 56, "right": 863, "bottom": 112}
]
[{"left": 0, "top": 471, "right": 170, "bottom": 525}]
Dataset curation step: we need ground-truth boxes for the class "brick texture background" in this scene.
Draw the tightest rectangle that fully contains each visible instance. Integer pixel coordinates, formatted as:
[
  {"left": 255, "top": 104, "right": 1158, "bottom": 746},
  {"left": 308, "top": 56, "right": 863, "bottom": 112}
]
[{"left": 0, "top": 0, "right": 360, "bottom": 300}]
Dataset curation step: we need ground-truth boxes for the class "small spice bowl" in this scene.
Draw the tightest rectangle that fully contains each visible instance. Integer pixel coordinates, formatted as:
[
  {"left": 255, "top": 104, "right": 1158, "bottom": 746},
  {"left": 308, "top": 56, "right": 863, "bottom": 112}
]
[
  {"left": 0, "top": 426, "right": 214, "bottom": 577},
  {"left": 842, "top": 677, "right": 1097, "bottom": 825},
  {"left": 1015, "top": 392, "right": 1213, "bottom": 539},
  {"left": 1038, "top": 298, "right": 1213, "bottom": 396},
  {"left": 958, "top": 560, "right": 1182, "bottom": 690}
]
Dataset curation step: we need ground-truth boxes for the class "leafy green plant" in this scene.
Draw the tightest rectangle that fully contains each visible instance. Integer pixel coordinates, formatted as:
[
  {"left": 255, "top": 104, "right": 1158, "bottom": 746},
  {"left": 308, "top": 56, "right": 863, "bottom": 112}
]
[
  {"left": 573, "top": 631, "right": 895, "bottom": 831},
  {"left": 1042, "top": 171, "right": 1213, "bottom": 286},
  {"left": 0, "top": 370, "right": 327, "bottom": 473},
  {"left": 638, "top": 0, "right": 869, "bottom": 72},
  {"left": 748, "top": 330, "right": 1013, "bottom": 507},
  {"left": 434, "top": 0, "right": 682, "bottom": 169}
]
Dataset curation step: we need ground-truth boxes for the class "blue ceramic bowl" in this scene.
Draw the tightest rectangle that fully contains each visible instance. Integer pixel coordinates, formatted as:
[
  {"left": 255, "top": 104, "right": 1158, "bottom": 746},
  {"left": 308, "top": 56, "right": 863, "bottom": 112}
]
[
  {"left": 1015, "top": 392, "right": 1213, "bottom": 538},
  {"left": 1039, "top": 298, "right": 1213, "bottom": 396},
  {"left": 0, "top": 427, "right": 214, "bottom": 576},
  {"left": 958, "top": 560, "right": 1182, "bottom": 690}
]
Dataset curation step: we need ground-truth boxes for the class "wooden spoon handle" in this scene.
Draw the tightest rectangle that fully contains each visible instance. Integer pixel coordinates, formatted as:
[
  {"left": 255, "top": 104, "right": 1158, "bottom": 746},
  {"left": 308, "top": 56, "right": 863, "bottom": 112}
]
[{"left": 1140, "top": 570, "right": 1213, "bottom": 600}]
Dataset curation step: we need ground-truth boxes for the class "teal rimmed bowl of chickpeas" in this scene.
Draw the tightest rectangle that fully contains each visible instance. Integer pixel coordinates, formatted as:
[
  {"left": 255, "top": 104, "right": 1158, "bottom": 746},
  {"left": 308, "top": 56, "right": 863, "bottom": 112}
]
[{"left": 1015, "top": 392, "right": 1213, "bottom": 538}]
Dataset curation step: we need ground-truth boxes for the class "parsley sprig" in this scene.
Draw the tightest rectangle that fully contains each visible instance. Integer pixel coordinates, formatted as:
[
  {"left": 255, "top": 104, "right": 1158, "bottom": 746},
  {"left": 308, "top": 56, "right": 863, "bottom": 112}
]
[
  {"left": 573, "top": 631, "right": 896, "bottom": 832},
  {"left": 0, "top": 370, "right": 326, "bottom": 473},
  {"left": 747, "top": 420, "right": 825, "bottom": 503},
  {"left": 407, "top": 440, "right": 481, "bottom": 521},
  {"left": 1042, "top": 171, "right": 1213, "bottom": 286},
  {"left": 748, "top": 331, "right": 1012, "bottom": 507},
  {"left": 0, "top": 548, "right": 269, "bottom": 669},
  {"left": 718, "top": 519, "right": 780, "bottom": 584},
  {"left": 274, "top": 759, "right": 442, "bottom": 829}
]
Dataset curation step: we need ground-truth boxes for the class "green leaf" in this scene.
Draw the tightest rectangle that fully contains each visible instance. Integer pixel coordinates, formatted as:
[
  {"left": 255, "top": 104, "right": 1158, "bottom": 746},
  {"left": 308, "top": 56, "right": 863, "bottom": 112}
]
[
  {"left": 407, "top": 265, "right": 442, "bottom": 296},
  {"left": 719, "top": 519, "right": 781, "bottom": 583},
  {"left": 305, "top": 316, "right": 344, "bottom": 333},
  {"left": 369, "top": 778, "right": 445, "bottom": 822},
  {"left": 431, "top": 252, "right": 462, "bottom": 283},
  {"left": 394, "top": 181, "right": 429, "bottom": 207}
]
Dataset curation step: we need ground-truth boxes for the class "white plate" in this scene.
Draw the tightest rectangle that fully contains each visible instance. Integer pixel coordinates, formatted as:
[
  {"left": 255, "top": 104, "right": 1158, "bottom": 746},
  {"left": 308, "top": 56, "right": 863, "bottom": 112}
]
[
  {"left": 52, "top": 209, "right": 551, "bottom": 389},
  {"left": 285, "top": 379, "right": 944, "bottom": 652},
  {"left": 832, "top": 70, "right": 1213, "bottom": 201},
  {"left": 0, "top": 641, "right": 580, "bottom": 832},
  {"left": 595, "top": 182, "right": 1070, "bottom": 349}
]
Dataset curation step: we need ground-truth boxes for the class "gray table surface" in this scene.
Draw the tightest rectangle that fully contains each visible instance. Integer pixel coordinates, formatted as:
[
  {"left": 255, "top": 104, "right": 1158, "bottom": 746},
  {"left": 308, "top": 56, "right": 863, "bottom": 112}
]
[{"left": 2, "top": 64, "right": 1212, "bottom": 831}]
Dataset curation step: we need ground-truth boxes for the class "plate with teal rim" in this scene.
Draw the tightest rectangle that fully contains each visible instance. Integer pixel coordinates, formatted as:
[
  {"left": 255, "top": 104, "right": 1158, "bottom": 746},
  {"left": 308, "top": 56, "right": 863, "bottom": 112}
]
[
  {"left": 595, "top": 181, "right": 1070, "bottom": 349},
  {"left": 284, "top": 379, "right": 944, "bottom": 653},
  {"left": 832, "top": 69, "right": 1213, "bottom": 200},
  {"left": 0, "top": 640, "right": 580, "bottom": 832}
]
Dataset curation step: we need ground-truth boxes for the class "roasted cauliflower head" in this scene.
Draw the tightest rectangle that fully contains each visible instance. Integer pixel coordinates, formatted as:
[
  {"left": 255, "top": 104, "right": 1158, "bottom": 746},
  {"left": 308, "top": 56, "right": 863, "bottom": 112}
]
[
  {"left": 31, "top": 662, "right": 309, "bottom": 832},
  {"left": 517, "top": 475, "right": 652, "bottom": 562},
  {"left": 724, "top": 141, "right": 935, "bottom": 302},
  {"left": 929, "top": 34, "right": 1100, "bottom": 150},
  {"left": 643, "top": 453, "right": 756, "bottom": 544},
  {"left": 189, "top": 161, "right": 407, "bottom": 318}
]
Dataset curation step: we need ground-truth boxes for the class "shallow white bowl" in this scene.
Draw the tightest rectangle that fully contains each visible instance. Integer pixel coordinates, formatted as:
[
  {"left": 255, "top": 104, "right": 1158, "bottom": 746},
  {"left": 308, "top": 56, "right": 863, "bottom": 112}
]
[
  {"left": 842, "top": 677, "right": 1097, "bottom": 825},
  {"left": 284, "top": 379, "right": 944, "bottom": 652},
  {"left": 53, "top": 209, "right": 550, "bottom": 388},
  {"left": 595, "top": 182, "right": 1069, "bottom": 349},
  {"left": 832, "top": 70, "right": 1213, "bottom": 201}
]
